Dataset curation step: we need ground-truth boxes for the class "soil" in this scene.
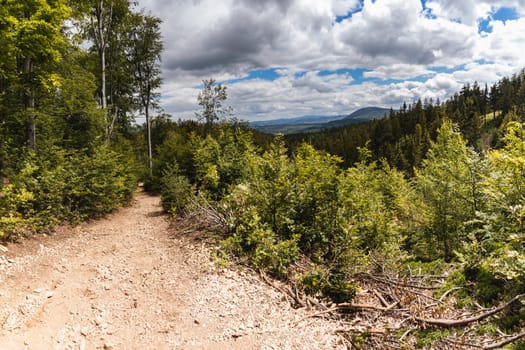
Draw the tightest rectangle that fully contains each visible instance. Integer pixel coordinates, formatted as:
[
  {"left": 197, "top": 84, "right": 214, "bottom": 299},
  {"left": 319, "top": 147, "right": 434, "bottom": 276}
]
[{"left": 0, "top": 191, "right": 345, "bottom": 350}]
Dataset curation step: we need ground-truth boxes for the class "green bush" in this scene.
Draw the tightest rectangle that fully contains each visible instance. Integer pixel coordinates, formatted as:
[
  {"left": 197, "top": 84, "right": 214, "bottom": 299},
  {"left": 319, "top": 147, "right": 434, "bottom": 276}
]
[
  {"left": 160, "top": 163, "right": 195, "bottom": 216},
  {"left": 415, "top": 329, "right": 450, "bottom": 348},
  {"left": 221, "top": 210, "right": 300, "bottom": 278},
  {"left": 300, "top": 267, "right": 356, "bottom": 303},
  {"left": 1, "top": 146, "right": 138, "bottom": 239},
  {"left": 0, "top": 185, "right": 36, "bottom": 239},
  {"left": 322, "top": 272, "right": 357, "bottom": 304}
]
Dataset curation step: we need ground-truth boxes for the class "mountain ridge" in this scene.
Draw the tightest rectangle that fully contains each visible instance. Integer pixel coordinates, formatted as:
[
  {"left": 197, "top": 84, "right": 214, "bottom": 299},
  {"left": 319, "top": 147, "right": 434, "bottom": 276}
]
[{"left": 250, "top": 107, "right": 392, "bottom": 134}]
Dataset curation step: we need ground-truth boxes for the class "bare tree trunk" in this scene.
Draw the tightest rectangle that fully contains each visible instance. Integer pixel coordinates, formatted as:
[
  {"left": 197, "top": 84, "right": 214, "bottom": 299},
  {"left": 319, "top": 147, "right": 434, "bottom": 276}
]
[
  {"left": 107, "top": 107, "right": 119, "bottom": 141},
  {"left": 92, "top": 0, "right": 112, "bottom": 141},
  {"left": 97, "top": 0, "right": 107, "bottom": 111},
  {"left": 23, "top": 57, "right": 36, "bottom": 150},
  {"left": 27, "top": 93, "right": 36, "bottom": 150},
  {"left": 0, "top": 136, "right": 5, "bottom": 184},
  {"left": 145, "top": 103, "right": 152, "bottom": 176}
]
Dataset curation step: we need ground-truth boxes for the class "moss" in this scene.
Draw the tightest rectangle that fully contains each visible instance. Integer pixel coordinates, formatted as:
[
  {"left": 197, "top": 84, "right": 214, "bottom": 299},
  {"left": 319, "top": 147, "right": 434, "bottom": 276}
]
[
  {"left": 415, "top": 329, "right": 450, "bottom": 348},
  {"left": 512, "top": 340, "right": 525, "bottom": 350},
  {"left": 435, "top": 270, "right": 474, "bottom": 309},
  {"left": 472, "top": 266, "right": 504, "bottom": 305}
]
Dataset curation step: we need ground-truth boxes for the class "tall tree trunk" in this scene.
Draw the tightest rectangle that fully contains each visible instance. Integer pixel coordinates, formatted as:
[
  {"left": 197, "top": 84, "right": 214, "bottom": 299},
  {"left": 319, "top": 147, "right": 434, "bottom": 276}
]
[
  {"left": 0, "top": 136, "right": 5, "bottom": 183},
  {"left": 27, "top": 93, "right": 36, "bottom": 150},
  {"left": 100, "top": 47, "right": 106, "bottom": 110},
  {"left": 145, "top": 103, "right": 152, "bottom": 176},
  {"left": 97, "top": 0, "right": 107, "bottom": 111},
  {"left": 93, "top": 0, "right": 111, "bottom": 141},
  {"left": 23, "top": 56, "right": 36, "bottom": 150}
]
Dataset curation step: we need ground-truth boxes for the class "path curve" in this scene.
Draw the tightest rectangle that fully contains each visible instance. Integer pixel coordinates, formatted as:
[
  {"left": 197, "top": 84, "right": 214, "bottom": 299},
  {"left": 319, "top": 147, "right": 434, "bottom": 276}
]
[{"left": 0, "top": 191, "right": 344, "bottom": 349}]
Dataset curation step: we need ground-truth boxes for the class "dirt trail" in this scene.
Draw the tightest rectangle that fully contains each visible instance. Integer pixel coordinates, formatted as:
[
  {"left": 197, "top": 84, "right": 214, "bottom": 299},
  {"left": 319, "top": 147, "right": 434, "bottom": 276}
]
[{"left": 0, "top": 191, "right": 344, "bottom": 350}]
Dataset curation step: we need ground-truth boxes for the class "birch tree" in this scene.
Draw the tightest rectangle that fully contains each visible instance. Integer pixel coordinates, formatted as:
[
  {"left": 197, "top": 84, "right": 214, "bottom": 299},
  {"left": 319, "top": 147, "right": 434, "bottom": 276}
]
[{"left": 129, "top": 11, "right": 162, "bottom": 175}]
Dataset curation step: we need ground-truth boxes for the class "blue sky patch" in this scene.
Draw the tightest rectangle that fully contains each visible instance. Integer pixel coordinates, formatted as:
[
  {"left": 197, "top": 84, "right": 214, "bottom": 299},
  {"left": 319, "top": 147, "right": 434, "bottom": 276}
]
[
  {"left": 430, "top": 64, "right": 467, "bottom": 75},
  {"left": 225, "top": 68, "right": 282, "bottom": 85},
  {"left": 479, "top": 7, "right": 519, "bottom": 33},
  {"left": 318, "top": 68, "right": 368, "bottom": 82},
  {"left": 335, "top": 0, "right": 364, "bottom": 23}
]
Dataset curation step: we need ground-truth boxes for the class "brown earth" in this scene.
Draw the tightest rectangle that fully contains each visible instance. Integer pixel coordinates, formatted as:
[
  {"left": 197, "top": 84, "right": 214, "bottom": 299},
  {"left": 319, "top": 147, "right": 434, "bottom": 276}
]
[{"left": 0, "top": 191, "right": 346, "bottom": 350}]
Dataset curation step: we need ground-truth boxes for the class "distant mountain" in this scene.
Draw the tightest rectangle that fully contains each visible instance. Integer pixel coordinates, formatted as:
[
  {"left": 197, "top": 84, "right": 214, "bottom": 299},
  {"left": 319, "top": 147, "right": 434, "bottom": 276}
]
[
  {"left": 250, "top": 114, "right": 345, "bottom": 127},
  {"left": 250, "top": 107, "right": 392, "bottom": 134},
  {"left": 326, "top": 107, "right": 391, "bottom": 128}
]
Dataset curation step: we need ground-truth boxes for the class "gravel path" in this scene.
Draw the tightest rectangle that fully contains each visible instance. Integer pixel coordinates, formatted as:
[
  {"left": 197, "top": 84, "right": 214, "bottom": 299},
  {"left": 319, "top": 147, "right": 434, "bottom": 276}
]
[{"left": 0, "top": 191, "right": 345, "bottom": 350}]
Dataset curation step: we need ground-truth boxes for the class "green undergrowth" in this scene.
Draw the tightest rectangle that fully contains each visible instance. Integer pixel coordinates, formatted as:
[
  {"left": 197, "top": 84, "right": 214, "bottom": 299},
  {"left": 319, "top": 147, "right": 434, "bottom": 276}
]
[{"left": 0, "top": 146, "right": 138, "bottom": 240}]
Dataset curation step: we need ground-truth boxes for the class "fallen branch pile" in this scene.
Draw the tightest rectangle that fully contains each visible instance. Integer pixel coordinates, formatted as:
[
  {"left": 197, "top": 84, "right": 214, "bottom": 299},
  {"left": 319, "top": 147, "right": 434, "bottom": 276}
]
[
  {"left": 171, "top": 206, "right": 525, "bottom": 349},
  {"left": 259, "top": 269, "right": 525, "bottom": 349}
]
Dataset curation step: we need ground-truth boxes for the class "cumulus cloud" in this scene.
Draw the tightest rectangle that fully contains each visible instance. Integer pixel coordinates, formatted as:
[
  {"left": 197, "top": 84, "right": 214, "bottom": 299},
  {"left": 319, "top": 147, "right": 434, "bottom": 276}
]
[
  {"left": 476, "top": 18, "right": 525, "bottom": 68},
  {"left": 335, "top": 0, "right": 477, "bottom": 67},
  {"left": 136, "top": 0, "right": 524, "bottom": 121},
  {"left": 363, "top": 64, "right": 433, "bottom": 80},
  {"left": 426, "top": 0, "right": 525, "bottom": 25}
]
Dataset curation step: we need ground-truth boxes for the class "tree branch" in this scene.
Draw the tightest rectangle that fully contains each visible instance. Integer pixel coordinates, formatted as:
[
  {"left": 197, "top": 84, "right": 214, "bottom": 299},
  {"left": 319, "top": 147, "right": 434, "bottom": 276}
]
[
  {"left": 483, "top": 331, "right": 525, "bottom": 349},
  {"left": 415, "top": 294, "right": 524, "bottom": 327}
]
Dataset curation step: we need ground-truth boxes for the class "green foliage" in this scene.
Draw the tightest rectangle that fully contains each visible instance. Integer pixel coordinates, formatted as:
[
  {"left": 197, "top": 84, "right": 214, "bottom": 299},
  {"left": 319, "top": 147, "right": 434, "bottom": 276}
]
[
  {"left": 160, "top": 163, "right": 195, "bottom": 216},
  {"left": 470, "top": 266, "right": 505, "bottom": 305},
  {"left": 67, "top": 146, "right": 137, "bottom": 219},
  {"left": 218, "top": 139, "right": 412, "bottom": 303},
  {"left": 513, "top": 341, "right": 525, "bottom": 350},
  {"left": 221, "top": 209, "right": 300, "bottom": 278},
  {"left": 0, "top": 185, "right": 35, "bottom": 239},
  {"left": 300, "top": 268, "right": 327, "bottom": 296},
  {"left": 0, "top": 146, "right": 137, "bottom": 239},
  {"left": 436, "top": 270, "right": 474, "bottom": 308},
  {"left": 415, "top": 120, "right": 485, "bottom": 261},
  {"left": 453, "top": 121, "right": 525, "bottom": 299},
  {"left": 291, "top": 143, "right": 342, "bottom": 255},
  {"left": 143, "top": 120, "right": 196, "bottom": 193},
  {"left": 196, "top": 79, "right": 232, "bottom": 127},
  {"left": 404, "top": 260, "right": 445, "bottom": 277},
  {"left": 322, "top": 273, "right": 357, "bottom": 304},
  {"left": 415, "top": 328, "right": 450, "bottom": 348},
  {"left": 193, "top": 125, "right": 255, "bottom": 198},
  {"left": 495, "top": 307, "right": 525, "bottom": 334}
]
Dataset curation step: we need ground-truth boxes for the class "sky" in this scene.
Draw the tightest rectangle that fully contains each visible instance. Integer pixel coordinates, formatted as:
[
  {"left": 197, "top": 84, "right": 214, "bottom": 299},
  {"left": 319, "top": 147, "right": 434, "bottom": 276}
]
[{"left": 136, "top": 0, "right": 525, "bottom": 122}]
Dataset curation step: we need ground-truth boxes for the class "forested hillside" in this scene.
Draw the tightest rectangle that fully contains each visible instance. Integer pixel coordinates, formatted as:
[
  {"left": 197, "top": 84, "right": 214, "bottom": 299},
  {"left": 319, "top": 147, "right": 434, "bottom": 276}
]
[
  {"left": 286, "top": 72, "right": 525, "bottom": 172},
  {"left": 147, "top": 72, "right": 525, "bottom": 348},
  {"left": 0, "top": 0, "right": 162, "bottom": 238}
]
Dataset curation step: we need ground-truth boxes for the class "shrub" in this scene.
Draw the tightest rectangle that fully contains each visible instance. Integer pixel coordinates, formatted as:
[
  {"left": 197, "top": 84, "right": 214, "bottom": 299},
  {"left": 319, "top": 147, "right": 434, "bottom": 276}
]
[
  {"left": 221, "top": 209, "right": 300, "bottom": 278},
  {"left": 160, "top": 163, "right": 195, "bottom": 216},
  {"left": 1, "top": 146, "right": 138, "bottom": 239}
]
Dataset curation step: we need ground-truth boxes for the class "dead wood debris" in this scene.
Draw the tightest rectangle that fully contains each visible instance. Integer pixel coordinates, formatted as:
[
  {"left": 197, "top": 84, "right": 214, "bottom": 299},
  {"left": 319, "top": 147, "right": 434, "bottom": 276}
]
[
  {"left": 173, "top": 212, "right": 525, "bottom": 349},
  {"left": 257, "top": 267, "right": 525, "bottom": 349}
]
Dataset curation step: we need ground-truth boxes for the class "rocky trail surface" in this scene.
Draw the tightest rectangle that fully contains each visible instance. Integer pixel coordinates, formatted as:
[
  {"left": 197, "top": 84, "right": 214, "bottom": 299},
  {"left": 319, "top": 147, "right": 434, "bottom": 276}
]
[{"left": 0, "top": 191, "right": 345, "bottom": 349}]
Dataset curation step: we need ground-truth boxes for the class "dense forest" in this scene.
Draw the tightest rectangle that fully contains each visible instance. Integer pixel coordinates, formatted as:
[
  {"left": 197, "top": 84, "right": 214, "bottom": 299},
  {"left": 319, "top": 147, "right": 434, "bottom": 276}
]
[
  {"left": 286, "top": 72, "right": 525, "bottom": 172},
  {"left": 1, "top": 1, "right": 525, "bottom": 348},
  {"left": 0, "top": 0, "right": 162, "bottom": 236}
]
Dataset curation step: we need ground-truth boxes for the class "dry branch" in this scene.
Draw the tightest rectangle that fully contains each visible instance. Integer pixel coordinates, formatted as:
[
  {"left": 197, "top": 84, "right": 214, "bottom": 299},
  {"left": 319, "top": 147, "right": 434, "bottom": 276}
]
[
  {"left": 438, "top": 286, "right": 462, "bottom": 303},
  {"left": 336, "top": 303, "right": 388, "bottom": 312},
  {"left": 357, "top": 272, "right": 441, "bottom": 290},
  {"left": 483, "top": 331, "right": 525, "bottom": 349},
  {"left": 373, "top": 289, "right": 390, "bottom": 308},
  {"left": 259, "top": 270, "right": 306, "bottom": 308},
  {"left": 414, "top": 294, "right": 524, "bottom": 328}
]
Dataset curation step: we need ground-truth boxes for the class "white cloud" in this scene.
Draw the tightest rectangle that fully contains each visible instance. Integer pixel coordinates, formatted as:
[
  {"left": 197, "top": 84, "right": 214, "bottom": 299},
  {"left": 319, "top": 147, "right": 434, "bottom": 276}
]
[
  {"left": 364, "top": 64, "right": 433, "bottom": 80},
  {"left": 476, "top": 18, "right": 525, "bottom": 68},
  {"left": 425, "top": 0, "right": 492, "bottom": 25},
  {"left": 335, "top": 0, "right": 476, "bottom": 67},
  {"left": 135, "top": 0, "right": 525, "bottom": 121}
]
